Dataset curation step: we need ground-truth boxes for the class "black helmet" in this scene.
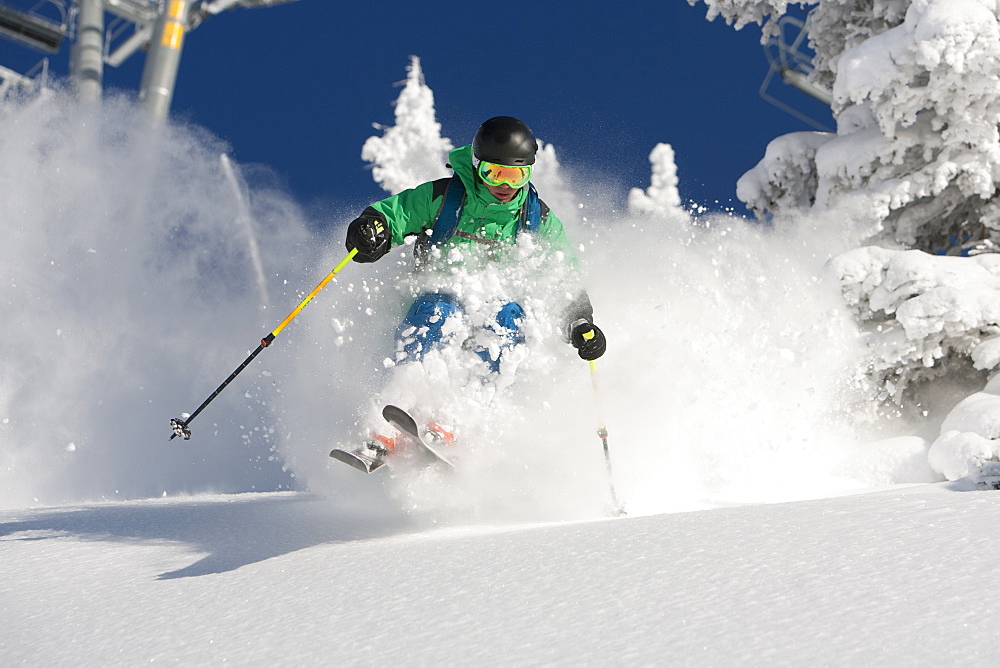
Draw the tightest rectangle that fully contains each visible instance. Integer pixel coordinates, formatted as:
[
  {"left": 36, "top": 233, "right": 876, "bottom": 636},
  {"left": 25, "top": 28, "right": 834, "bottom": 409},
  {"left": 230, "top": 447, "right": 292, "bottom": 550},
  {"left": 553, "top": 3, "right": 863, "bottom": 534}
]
[{"left": 473, "top": 116, "right": 538, "bottom": 166}]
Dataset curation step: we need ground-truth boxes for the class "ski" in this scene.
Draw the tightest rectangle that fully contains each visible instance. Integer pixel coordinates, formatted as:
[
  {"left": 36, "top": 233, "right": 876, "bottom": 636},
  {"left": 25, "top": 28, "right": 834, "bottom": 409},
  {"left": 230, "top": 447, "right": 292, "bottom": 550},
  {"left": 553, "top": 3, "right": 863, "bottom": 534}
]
[
  {"left": 329, "top": 446, "right": 386, "bottom": 474},
  {"left": 329, "top": 405, "right": 455, "bottom": 474},
  {"left": 382, "top": 404, "right": 456, "bottom": 470}
]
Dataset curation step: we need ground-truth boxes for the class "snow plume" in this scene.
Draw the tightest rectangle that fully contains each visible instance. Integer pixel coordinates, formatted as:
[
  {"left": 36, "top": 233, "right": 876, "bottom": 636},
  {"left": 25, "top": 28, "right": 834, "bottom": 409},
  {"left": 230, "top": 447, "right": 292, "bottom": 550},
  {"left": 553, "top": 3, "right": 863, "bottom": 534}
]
[
  {"left": 278, "top": 236, "right": 618, "bottom": 522},
  {"left": 273, "top": 57, "right": 962, "bottom": 523},
  {"left": 0, "top": 90, "right": 312, "bottom": 509},
  {"left": 627, "top": 143, "right": 684, "bottom": 217},
  {"left": 581, "top": 205, "right": 900, "bottom": 510},
  {"left": 3, "top": 53, "right": 978, "bottom": 520},
  {"left": 277, "top": 158, "right": 922, "bottom": 522},
  {"left": 360, "top": 56, "right": 454, "bottom": 194}
]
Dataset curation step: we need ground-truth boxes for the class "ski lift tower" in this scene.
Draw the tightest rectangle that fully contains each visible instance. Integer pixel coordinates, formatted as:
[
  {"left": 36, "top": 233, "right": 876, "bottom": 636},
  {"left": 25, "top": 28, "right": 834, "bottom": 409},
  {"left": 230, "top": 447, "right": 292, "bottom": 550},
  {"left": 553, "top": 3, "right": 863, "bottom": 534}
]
[
  {"left": 139, "top": 0, "right": 299, "bottom": 121},
  {"left": 73, "top": 0, "right": 104, "bottom": 101},
  {"left": 759, "top": 14, "right": 834, "bottom": 131},
  {"left": 0, "top": 0, "right": 298, "bottom": 117},
  {"left": 0, "top": 1, "right": 70, "bottom": 96}
]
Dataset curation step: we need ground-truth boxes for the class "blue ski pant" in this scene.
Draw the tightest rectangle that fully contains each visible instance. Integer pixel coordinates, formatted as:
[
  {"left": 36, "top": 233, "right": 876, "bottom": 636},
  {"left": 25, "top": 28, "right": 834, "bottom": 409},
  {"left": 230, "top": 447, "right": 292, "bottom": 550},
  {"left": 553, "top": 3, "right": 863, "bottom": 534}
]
[{"left": 395, "top": 293, "right": 524, "bottom": 372}]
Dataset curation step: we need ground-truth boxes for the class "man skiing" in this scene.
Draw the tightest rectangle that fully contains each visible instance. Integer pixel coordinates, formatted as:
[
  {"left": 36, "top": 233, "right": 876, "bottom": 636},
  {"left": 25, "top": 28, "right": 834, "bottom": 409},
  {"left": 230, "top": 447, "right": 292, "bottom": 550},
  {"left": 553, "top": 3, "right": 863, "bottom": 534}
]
[{"left": 335, "top": 116, "right": 606, "bottom": 471}]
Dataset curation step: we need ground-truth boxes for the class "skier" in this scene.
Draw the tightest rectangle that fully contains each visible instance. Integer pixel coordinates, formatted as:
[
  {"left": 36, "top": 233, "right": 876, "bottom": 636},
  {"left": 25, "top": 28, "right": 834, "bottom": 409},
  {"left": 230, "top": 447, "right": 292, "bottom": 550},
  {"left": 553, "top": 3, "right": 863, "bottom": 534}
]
[{"left": 338, "top": 116, "right": 606, "bottom": 469}]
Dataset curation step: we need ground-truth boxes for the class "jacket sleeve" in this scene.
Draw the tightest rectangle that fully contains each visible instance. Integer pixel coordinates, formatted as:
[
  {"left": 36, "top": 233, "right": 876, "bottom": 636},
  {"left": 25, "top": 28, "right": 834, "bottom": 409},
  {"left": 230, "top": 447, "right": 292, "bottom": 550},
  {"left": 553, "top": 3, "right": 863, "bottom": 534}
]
[{"left": 368, "top": 181, "right": 445, "bottom": 247}]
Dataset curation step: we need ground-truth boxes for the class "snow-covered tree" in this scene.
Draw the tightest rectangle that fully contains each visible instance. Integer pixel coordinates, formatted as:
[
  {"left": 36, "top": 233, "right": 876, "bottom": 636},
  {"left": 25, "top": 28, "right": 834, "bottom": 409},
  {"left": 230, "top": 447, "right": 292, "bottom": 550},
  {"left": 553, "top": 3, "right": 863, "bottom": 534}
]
[
  {"left": 627, "top": 143, "right": 684, "bottom": 217},
  {"left": 361, "top": 56, "right": 453, "bottom": 195},
  {"left": 697, "top": 0, "right": 1000, "bottom": 255},
  {"left": 736, "top": 131, "right": 827, "bottom": 218},
  {"left": 929, "top": 373, "right": 1000, "bottom": 480},
  {"left": 693, "top": 0, "right": 1000, "bottom": 480},
  {"left": 697, "top": 0, "right": 793, "bottom": 36},
  {"left": 829, "top": 247, "right": 1000, "bottom": 399}
]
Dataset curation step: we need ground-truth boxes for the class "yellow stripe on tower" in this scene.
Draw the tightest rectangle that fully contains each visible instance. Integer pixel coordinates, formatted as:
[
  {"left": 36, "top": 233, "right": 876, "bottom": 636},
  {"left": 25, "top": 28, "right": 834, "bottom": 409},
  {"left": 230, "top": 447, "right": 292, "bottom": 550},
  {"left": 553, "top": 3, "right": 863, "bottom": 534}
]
[
  {"left": 161, "top": 0, "right": 187, "bottom": 49},
  {"left": 161, "top": 22, "right": 183, "bottom": 48}
]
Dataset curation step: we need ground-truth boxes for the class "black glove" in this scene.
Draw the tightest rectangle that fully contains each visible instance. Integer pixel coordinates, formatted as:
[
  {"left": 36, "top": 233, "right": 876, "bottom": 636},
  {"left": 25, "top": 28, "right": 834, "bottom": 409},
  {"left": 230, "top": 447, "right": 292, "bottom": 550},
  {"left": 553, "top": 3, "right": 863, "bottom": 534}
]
[
  {"left": 570, "top": 321, "right": 607, "bottom": 361},
  {"left": 346, "top": 214, "right": 389, "bottom": 263}
]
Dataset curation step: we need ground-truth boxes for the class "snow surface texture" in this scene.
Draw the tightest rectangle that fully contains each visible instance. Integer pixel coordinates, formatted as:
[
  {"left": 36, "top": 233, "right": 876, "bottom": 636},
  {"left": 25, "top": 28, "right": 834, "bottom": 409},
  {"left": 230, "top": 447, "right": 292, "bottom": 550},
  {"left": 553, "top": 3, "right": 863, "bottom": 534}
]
[{"left": 4, "top": 485, "right": 1000, "bottom": 664}]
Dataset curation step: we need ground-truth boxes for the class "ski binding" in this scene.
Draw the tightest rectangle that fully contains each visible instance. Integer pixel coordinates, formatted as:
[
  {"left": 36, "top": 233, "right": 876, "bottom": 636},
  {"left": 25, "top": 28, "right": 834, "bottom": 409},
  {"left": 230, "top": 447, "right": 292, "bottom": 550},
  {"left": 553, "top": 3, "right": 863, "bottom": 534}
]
[
  {"left": 329, "top": 405, "right": 455, "bottom": 473},
  {"left": 382, "top": 404, "right": 456, "bottom": 470}
]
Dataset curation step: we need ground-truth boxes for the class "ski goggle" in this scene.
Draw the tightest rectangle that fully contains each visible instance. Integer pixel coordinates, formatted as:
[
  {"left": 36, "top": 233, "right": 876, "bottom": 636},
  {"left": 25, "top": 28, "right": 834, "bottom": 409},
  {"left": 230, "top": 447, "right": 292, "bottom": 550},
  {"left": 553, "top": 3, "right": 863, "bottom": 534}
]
[{"left": 477, "top": 160, "right": 532, "bottom": 189}]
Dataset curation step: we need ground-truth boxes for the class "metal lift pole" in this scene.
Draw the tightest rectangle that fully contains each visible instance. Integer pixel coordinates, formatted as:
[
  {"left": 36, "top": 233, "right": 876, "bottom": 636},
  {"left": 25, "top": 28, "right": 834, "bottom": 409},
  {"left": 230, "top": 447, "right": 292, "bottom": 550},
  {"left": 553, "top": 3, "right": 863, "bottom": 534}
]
[
  {"left": 138, "top": 0, "right": 191, "bottom": 121},
  {"left": 71, "top": 0, "right": 104, "bottom": 102}
]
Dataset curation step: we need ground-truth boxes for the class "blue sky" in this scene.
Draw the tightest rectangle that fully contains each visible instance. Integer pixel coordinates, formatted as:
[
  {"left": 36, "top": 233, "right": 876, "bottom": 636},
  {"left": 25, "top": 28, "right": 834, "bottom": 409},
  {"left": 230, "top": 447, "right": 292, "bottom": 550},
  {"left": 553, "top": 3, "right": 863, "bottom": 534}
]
[{"left": 1, "top": 1, "right": 833, "bottom": 216}]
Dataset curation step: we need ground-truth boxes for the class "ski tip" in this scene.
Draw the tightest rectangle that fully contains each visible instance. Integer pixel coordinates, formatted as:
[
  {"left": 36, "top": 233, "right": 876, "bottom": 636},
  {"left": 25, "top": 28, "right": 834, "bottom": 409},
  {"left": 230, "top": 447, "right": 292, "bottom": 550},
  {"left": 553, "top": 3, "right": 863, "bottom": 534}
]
[
  {"left": 382, "top": 404, "right": 414, "bottom": 429},
  {"left": 329, "top": 448, "right": 386, "bottom": 474},
  {"left": 382, "top": 404, "right": 403, "bottom": 418}
]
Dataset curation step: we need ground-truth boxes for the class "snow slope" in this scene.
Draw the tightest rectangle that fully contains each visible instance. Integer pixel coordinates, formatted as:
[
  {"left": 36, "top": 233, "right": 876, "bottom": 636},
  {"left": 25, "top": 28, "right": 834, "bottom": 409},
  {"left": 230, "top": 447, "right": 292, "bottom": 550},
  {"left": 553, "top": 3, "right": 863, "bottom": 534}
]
[{"left": 3, "top": 484, "right": 998, "bottom": 664}]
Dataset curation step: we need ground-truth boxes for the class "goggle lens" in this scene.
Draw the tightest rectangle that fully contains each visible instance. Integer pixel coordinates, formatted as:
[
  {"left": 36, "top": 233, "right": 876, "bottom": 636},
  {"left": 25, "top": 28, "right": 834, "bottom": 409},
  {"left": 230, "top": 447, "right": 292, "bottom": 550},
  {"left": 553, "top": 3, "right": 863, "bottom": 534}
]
[{"left": 478, "top": 161, "right": 532, "bottom": 189}]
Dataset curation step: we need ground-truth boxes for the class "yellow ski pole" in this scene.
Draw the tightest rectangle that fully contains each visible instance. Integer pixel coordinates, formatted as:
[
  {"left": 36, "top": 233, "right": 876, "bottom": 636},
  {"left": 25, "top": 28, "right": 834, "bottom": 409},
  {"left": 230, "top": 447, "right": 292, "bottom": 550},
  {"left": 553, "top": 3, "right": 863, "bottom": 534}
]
[
  {"left": 583, "top": 329, "right": 624, "bottom": 516},
  {"left": 169, "top": 248, "right": 358, "bottom": 441}
]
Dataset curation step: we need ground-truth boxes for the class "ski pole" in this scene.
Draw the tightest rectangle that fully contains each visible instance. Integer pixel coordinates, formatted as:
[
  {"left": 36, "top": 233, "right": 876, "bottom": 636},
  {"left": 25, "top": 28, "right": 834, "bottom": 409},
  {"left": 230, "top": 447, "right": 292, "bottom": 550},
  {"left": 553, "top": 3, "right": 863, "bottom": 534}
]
[
  {"left": 169, "top": 247, "right": 358, "bottom": 441},
  {"left": 582, "top": 329, "right": 624, "bottom": 515}
]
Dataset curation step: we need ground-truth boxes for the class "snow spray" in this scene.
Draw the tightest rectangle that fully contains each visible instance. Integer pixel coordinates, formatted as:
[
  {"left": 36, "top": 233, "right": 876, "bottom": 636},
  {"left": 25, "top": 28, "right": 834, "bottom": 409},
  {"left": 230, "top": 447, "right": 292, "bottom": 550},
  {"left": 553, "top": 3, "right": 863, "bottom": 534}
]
[{"left": 0, "top": 90, "right": 312, "bottom": 508}]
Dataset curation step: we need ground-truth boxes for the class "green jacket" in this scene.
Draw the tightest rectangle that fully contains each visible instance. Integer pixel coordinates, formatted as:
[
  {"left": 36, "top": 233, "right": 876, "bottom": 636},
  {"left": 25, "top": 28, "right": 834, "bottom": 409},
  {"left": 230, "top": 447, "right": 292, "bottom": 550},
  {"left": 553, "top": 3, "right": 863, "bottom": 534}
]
[
  {"left": 354, "top": 145, "right": 596, "bottom": 329},
  {"left": 367, "top": 145, "right": 567, "bottom": 251}
]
